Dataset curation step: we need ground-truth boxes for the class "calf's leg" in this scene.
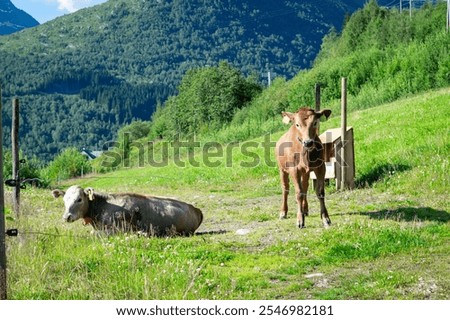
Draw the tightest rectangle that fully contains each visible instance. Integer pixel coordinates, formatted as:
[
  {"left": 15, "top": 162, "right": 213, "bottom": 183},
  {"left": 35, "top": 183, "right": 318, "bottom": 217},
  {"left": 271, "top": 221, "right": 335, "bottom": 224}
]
[
  {"left": 300, "top": 172, "right": 309, "bottom": 217},
  {"left": 314, "top": 167, "right": 331, "bottom": 227},
  {"left": 279, "top": 170, "right": 289, "bottom": 219},
  {"left": 298, "top": 172, "right": 310, "bottom": 228},
  {"left": 291, "top": 170, "right": 306, "bottom": 228}
]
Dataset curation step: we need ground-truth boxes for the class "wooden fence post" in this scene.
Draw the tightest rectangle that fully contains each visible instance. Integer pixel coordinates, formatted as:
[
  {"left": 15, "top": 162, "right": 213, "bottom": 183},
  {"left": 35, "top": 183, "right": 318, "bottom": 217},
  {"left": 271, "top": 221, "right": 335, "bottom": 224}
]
[
  {"left": 0, "top": 87, "right": 7, "bottom": 299},
  {"left": 340, "top": 77, "right": 347, "bottom": 191},
  {"left": 12, "top": 98, "right": 20, "bottom": 218},
  {"left": 313, "top": 83, "right": 321, "bottom": 190},
  {"left": 315, "top": 83, "right": 321, "bottom": 134}
]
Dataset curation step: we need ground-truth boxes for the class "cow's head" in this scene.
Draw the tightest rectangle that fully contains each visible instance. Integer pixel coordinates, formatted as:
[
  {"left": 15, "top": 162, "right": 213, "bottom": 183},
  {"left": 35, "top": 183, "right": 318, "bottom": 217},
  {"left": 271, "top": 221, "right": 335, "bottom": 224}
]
[
  {"left": 52, "top": 185, "right": 95, "bottom": 223},
  {"left": 282, "top": 107, "right": 331, "bottom": 150}
]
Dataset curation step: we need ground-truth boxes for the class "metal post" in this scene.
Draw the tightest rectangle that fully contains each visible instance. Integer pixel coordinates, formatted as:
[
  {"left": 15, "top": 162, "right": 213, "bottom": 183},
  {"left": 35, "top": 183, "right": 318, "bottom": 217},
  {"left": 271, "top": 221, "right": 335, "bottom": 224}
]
[
  {"left": 12, "top": 98, "right": 20, "bottom": 218},
  {"left": 0, "top": 87, "right": 7, "bottom": 300},
  {"left": 340, "top": 77, "right": 347, "bottom": 191}
]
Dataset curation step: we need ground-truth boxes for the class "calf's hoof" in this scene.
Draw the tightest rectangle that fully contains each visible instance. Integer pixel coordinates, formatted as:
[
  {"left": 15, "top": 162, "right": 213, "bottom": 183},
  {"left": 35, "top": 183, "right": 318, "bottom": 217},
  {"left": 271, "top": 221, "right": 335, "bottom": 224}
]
[
  {"left": 297, "top": 222, "right": 305, "bottom": 229},
  {"left": 322, "top": 217, "right": 331, "bottom": 228},
  {"left": 279, "top": 213, "right": 287, "bottom": 220}
]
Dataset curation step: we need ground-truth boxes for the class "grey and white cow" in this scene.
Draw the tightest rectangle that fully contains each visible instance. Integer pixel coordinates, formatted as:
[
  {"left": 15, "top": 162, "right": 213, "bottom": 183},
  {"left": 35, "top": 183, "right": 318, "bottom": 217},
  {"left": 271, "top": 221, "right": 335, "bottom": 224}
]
[{"left": 52, "top": 185, "right": 203, "bottom": 236}]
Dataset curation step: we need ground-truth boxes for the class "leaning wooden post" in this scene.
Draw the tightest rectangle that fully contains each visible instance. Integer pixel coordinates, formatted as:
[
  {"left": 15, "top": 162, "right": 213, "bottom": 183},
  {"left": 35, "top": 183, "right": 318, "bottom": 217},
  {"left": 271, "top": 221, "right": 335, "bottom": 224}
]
[
  {"left": 313, "top": 83, "right": 321, "bottom": 190},
  {"left": 12, "top": 98, "right": 20, "bottom": 218},
  {"left": 315, "top": 83, "right": 321, "bottom": 133},
  {"left": 340, "top": 78, "right": 347, "bottom": 191},
  {"left": 0, "top": 87, "right": 7, "bottom": 299}
]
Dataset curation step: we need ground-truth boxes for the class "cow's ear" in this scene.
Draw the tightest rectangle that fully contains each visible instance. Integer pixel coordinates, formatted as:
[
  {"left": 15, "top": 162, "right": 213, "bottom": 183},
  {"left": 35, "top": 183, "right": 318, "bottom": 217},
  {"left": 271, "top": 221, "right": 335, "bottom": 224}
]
[
  {"left": 318, "top": 109, "right": 332, "bottom": 122},
  {"left": 85, "top": 188, "right": 95, "bottom": 201},
  {"left": 282, "top": 112, "right": 294, "bottom": 124},
  {"left": 52, "top": 189, "right": 65, "bottom": 198}
]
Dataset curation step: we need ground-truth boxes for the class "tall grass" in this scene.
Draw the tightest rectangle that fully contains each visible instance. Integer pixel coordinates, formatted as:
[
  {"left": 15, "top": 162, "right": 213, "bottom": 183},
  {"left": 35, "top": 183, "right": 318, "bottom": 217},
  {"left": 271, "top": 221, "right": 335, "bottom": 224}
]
[{"left": 5, "top": 89, "right": 449, "bottom": 299}]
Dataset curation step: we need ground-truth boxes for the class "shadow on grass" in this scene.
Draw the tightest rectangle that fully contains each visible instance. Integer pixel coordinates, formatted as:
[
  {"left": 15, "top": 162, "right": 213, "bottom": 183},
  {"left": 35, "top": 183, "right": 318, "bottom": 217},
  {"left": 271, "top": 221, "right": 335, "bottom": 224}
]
[
  {"left": 356, "top": 162, "right": 412, "bottom": 187},
  {"left": 356, "top": 207, "right": 450, "bottom": 223},
  {"left": 195, "top": 230, "right": 228, "bottom": 236}
]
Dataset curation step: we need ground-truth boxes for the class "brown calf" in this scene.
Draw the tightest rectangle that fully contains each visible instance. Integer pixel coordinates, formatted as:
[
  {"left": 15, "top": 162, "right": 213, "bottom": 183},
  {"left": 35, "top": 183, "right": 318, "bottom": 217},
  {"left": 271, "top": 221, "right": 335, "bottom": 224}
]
[{"left": 275, "top": 107, "right": 332, "bottom": 228}]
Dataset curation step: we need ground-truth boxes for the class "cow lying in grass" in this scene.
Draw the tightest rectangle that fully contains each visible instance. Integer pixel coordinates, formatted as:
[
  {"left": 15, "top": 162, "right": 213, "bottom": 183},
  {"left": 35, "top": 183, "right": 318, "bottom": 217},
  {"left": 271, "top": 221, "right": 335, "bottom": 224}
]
[
  {"left": 275, "top": 107, "right": 332, "bottom": 229},
  {"left": 52, "top": 186, "right": 203, "bottom": 236}
]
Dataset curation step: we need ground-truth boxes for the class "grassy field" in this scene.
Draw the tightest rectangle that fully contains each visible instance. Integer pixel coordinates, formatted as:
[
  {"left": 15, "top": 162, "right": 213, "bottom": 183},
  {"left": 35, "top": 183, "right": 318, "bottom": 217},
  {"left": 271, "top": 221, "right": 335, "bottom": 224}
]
[{"left": 4, "top": 88, "right": 449, "bottom": 299}]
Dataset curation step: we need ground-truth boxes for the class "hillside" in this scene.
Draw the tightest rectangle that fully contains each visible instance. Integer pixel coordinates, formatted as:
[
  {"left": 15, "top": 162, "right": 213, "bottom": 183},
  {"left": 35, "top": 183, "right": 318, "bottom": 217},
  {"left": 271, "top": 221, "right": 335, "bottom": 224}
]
[
  {"left": 7, "top": 88, "right": 449, "bottom": 299},
  {"left": 0, "top": 0, "right": 388, "bottom": 162},
  {"left": 2, "top": 0, "right": 448, "bottom": 303},
  {"left": 91, "top": 87, "right": 450, "bottom": 201},
  {"left": 0, "top": 0, "right": 38, "bottom": 35},
  {"left": 145, "top": 0, "right": 449, "bottom": 143}
]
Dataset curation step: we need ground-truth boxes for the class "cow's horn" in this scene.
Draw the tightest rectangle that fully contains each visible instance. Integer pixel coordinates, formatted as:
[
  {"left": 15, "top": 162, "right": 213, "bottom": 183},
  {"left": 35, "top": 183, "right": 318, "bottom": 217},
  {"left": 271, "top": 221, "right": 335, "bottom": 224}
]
[{"left": 86, "top": 188, "right": 95, "bottom": 201}]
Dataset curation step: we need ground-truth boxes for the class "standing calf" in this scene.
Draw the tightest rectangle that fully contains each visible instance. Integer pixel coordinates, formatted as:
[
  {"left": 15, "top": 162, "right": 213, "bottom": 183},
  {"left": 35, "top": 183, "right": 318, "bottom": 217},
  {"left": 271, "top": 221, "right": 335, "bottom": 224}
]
[
  {"left": 275, "top": 107, "right": 332, "bottom": 228},
  {"left": 52, "top": 186, "right": 203, "bottom": 236}
]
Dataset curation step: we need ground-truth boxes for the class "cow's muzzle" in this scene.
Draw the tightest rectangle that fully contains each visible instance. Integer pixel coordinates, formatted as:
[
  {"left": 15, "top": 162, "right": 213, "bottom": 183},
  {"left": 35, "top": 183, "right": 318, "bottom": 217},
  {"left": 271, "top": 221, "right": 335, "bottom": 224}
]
[
  {"left": 297, "top": 137, "right": 314, "bottom": 149},
  {"left": 302, "top": 139, "right": 314, "bottom": 149},
  {"left": 303, "top": 139, "right": 314, "bottom": 149},
  {"left": 63, "top": 213, "right": 75, "bottom": 223}
]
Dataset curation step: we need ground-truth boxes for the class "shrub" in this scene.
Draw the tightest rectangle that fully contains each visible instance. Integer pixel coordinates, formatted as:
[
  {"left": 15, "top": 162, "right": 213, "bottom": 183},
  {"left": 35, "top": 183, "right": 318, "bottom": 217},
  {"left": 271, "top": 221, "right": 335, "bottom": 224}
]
[
  {"left": 41, "top": 147, "right": 91, "bottom": 181},
  {"left": 118, "top": 120, "right": 151, "bottom": 142},
  {"left": 153, "top": 61, "right": 262, "bottom": 138},
  {"left": 2, "top": 151, "right": 44, "bottom": 187}
]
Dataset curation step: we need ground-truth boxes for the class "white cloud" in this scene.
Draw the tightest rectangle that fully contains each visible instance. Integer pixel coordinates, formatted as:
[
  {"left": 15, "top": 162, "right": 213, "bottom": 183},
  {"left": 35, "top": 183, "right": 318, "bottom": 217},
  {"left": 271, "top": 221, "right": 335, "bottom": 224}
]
[{"left": 53, "top": 0, "right": 94, "bottom": 13}]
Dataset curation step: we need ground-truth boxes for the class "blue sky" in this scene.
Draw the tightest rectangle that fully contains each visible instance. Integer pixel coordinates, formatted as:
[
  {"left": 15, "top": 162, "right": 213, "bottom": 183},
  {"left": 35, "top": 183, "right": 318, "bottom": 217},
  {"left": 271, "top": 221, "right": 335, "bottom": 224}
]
[{"left": 11, "top": 0, "right": 108, "bottom": 24}]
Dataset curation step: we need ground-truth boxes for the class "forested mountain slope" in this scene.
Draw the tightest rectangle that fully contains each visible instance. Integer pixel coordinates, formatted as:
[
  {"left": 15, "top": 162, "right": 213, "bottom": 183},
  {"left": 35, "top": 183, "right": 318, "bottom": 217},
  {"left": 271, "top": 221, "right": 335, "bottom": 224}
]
[
  {"left": 0, "top": 0, "right": 386, "bottom": 161},
  {"left": 146, "top": 1, "right": 449, "bottom": 143}
]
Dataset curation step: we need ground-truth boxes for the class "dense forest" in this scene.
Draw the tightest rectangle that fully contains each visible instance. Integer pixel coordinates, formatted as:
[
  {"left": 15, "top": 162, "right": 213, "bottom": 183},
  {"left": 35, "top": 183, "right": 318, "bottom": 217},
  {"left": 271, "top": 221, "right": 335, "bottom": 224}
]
[
  {"left": 0, "top": 0, "right": 388, "bottom": 162},
  {"left": 138, "top": 1, "right": 450, "bottom": 144}
]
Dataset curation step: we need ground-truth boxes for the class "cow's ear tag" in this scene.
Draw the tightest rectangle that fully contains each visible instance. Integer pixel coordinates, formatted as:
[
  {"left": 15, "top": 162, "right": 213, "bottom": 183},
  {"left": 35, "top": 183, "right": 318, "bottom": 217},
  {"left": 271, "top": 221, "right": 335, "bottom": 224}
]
[{"left": 86, "top": 188, "right": 95, "bottom": 201}]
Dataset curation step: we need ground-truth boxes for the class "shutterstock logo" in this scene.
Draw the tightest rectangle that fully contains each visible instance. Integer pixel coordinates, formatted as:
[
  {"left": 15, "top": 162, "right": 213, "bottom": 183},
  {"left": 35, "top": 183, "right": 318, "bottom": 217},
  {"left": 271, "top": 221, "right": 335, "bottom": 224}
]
[{"left": 100, "top": 132, "right": 349, "bottom": 169}]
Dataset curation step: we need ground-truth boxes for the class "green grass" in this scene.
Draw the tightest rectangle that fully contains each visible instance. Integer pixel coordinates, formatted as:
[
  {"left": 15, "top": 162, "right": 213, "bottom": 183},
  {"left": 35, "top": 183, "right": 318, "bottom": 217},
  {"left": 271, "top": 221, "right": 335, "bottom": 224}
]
[{"left": 4, "top": 88, "right": 450, "bottom": 299}]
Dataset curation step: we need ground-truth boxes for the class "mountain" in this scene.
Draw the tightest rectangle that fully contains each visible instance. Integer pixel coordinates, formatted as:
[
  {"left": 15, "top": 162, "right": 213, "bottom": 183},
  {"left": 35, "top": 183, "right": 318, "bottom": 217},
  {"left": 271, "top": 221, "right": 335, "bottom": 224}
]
[
  {"left": 0, "top": 0, "right": 391, "bottom": 162},
  {"left": 0, "top": 0, "right": 39, "bottom": 35}
]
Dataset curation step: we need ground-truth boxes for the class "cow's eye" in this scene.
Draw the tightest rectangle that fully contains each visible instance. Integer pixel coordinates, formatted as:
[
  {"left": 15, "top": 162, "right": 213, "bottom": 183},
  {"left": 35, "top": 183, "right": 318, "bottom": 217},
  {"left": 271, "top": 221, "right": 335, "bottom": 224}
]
[
  {"left": 313, "top": 120, "right": 319, "bottom": 127},
  {"left": 77, "top": 198, "right": 82, "bottom": 203},
  {"left": 296, "top": 123, "right": 300, "bottom": 128}
]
